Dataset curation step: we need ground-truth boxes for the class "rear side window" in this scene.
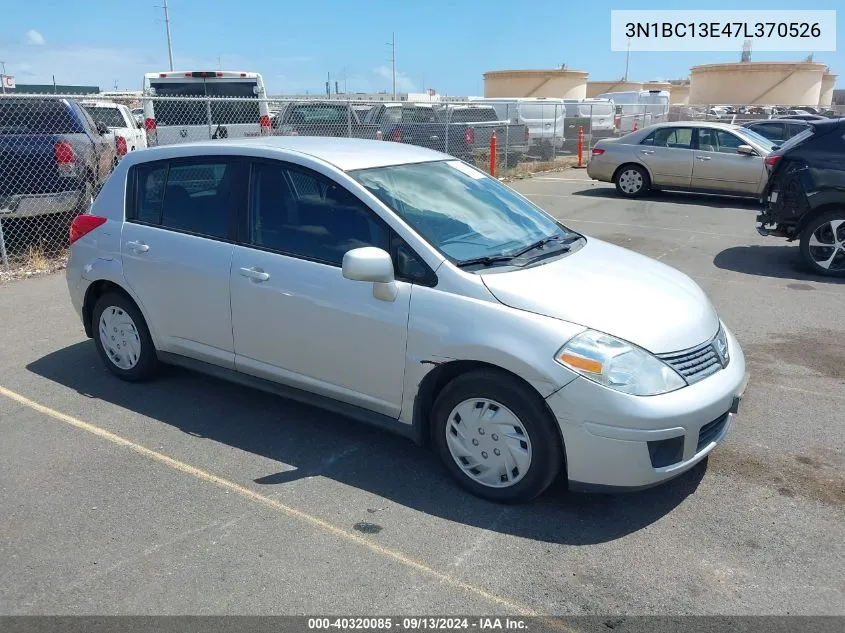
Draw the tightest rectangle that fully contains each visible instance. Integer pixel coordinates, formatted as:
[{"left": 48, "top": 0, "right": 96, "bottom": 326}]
[
  {"left": 83, "top": 106, "right": 127, "bottom": 128},
  {"left": 641, "top": 127, "right": 692, "bottom": 148},
  {"left": 777, "top": 127, "right": 815, "bottom": 152},
  {"left": 130, "top": 159, "right": 241, "bottom": 239},
  {"left": 749, "top": 122, "right": 784, "bottom": 141},
  {"left": 0, "top": 100, "right": 82, "bottom": 134}
]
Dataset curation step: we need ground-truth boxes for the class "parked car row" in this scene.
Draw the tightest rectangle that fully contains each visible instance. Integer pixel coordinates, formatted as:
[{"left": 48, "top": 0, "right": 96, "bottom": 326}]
[{"left": 587, "top": 117, "right": 845, "bottom": 277}]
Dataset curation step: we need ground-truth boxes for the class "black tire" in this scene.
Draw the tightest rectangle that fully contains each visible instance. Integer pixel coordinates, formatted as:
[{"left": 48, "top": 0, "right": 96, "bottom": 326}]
[
  {"left": 539, "top": 141, "right": 554, "bottom": 162},
  {"left": 92, "top": 292, "right": 159, "bottom": 381},
  {"left": 506, "top": 153, "right": 522, "bottom": 169},
  {"left": 614, "top": 163, "right": 650, "bottom": 198},
  {"left": 431, "top": 369, "right": 563, "bottom": 503},
  {"left": 799, "top": 208, "right": 845, "bottom": 278}
]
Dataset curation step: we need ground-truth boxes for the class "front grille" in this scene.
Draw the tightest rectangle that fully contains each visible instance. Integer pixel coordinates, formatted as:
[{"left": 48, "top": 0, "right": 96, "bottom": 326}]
[
  {"left": 697, "top": 413, "right": 729, "bottom": 452},
  {"left": 657, "top": 338, "right": 721, "bottom": 385}
]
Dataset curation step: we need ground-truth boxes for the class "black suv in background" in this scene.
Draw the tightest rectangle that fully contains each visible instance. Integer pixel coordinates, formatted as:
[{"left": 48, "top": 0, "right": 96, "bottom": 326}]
[{"left": 757, "top": 117, "right": 845, "bottom": 277}]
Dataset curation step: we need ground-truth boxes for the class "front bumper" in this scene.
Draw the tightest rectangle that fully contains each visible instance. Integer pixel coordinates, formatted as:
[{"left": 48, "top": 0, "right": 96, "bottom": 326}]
[
  {"left": 546, "top": 326, "right": 748, "bottom": 491},
  {"left": 0, "top": 190, "right": 83, "bottom": 219}
]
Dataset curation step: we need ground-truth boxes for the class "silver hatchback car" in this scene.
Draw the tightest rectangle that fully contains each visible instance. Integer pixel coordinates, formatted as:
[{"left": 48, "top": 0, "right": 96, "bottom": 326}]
[{"left": 66, "top": 137, "right": 748, "bottom": 502}]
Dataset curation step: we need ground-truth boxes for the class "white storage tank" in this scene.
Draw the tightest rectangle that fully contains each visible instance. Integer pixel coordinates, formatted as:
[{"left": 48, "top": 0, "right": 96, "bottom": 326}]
[
  {"left": 820, "top": 72, "right": 838, "bottom": 106},
  {"left": 483, "top": 68, "right": 588, "bottom": 99},
  {"left": 689, "top": 61, "right": 827, "bottom": 105},
  {"left": 586, "top": 81, "right": 642, "bottom": 98}
]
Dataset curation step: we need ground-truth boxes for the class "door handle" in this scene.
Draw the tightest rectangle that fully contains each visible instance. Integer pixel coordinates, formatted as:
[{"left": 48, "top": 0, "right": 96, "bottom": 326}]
[
  {"left": 239, "top": 267, "right": 270, "bottom": 282},
  {"left": 640, "top": 150, "right": 655, "bottom": 155},
  {"left": 126, "top": 240, "right": 149, "bottom": 253},
  {"left": 697, "top": 156, "right": 711, "bottom": 161}
]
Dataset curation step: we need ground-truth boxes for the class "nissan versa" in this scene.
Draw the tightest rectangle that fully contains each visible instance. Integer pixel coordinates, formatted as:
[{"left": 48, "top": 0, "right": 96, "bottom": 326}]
[{"left": 66, "top": 137, "right": 748, "bottom": 502}]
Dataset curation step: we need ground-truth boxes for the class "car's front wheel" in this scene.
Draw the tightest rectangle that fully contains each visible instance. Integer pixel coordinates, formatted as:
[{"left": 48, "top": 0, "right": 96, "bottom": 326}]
[
  {"left": 431, "top": 369, "right": 563, "bottom": 503},
  {"left": 614, "top": 164, "right": 650, "bottom": 197},
  {"left": 799, "top": 209, "right": 845, "bottom": 278},
  {"left": 92, "top": 292, "right": 159, "bottom": 381}
]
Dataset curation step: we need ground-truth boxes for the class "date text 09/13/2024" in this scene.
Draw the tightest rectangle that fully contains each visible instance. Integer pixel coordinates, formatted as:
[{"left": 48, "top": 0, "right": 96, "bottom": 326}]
[{"left": 307, "top": 618, "right": 529, "bottom": 630}]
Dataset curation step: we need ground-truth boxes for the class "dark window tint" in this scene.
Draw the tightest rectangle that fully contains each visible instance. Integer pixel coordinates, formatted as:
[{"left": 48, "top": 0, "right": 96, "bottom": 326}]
[
  {"left": 0, "top": 100, "right": 82, "bottom": 134},
  {"left": 135, "top": 163, "right": 168, "bottom": 224},
  {"left": 786, "top": 122, "right": 810, "bottom": 138},
  {"left": 250, "top": 162, "right": 388, "bottom": 265},
  {"left": 444, "top": 107, "right": 498, "bottom": 123},
  {"left": 84, "top": 106, "right": 127, "bottom": 128},
  {"left": 149, "top": 80, "right": 260, "bottom": 126},
  {"left": 749, "top": 122, "right": 785, "bottom": 141},
  {"left": 132, "top": 160, "right": 235, "bottom": 238},
  {"left": 284, "top": 104, "right": 350, "bottom": 125},
  {"left": 641, "top": 127, "right": 692, "bottom": 148}
]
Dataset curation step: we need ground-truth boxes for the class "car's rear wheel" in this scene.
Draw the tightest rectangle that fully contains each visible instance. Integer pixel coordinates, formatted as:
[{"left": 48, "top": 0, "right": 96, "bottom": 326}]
[
  {"left": 614, "top": 164, "right": 650, "bottom": 197},
  {"left": 799, "top": 209, "right": 845, "bottom": 278},
  {"left": 92, "top": 292, "right": 159, "bottom": 381},
  {"left": 431, "top": 370, "right": 563, "bottom": 503}
]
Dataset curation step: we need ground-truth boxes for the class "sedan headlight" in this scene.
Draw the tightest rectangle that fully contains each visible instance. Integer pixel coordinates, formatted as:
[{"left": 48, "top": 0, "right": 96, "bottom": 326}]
[{"left": 555, "top": 330, "right": 686, "bottom": 396}]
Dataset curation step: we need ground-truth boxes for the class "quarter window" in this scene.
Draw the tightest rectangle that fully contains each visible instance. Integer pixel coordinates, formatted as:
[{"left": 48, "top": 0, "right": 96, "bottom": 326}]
[{"left": 249, "top": 162, "right": 389, "bottom": 266}]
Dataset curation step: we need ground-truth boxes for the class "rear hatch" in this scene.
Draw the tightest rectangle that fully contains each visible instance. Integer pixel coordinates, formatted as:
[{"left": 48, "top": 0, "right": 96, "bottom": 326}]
[
  {"left": 516, "top": 102, "right": 565, "bottom": 144},
  {"left": 148, "top": 77, "right": 262, "bottom": 145}
]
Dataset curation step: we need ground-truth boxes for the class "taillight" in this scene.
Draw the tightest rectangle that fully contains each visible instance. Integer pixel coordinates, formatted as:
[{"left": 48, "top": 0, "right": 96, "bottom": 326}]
[
  {"left": 592, "top": 147, "right": 605, "bottom": 155},
  {"left": 55, "top": 141, "right": 76, "bottom": 177},
  {"left": 465, "top": 127, "right": 474, "bottom": 145},
  {"left": 115, "top": 136, "right": 127, "bottom": 156},
  {"left": 69, "top": 215, "right": 107, "bottom": 244},
  {"left": 145, "top": 118, "right": 158, "bottom": 146},
  {"left": 392, "top": 129, "right": 401, "bottom": 142},
  {"left": 764, "top": 155, "right": 782, "bottom": 170},
  {"left": 260, "top": 114, "right": 271, "bottom": 136}
]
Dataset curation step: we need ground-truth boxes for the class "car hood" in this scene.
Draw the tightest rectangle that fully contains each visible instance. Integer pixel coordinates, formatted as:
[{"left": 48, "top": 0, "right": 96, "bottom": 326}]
[{"left": 480, "top": 238, "right": 720, "bottom": 354}]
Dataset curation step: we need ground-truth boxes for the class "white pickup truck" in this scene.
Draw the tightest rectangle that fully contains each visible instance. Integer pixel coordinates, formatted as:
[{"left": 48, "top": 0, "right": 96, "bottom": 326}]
[{"left": 80, "top": 101, "right": 147, "bottom": 162}]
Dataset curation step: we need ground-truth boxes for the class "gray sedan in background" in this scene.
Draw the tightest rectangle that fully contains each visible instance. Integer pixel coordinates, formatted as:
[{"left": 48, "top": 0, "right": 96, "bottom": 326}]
[{"left": 588, "top": 122, "right": 775, "bottom": 198}]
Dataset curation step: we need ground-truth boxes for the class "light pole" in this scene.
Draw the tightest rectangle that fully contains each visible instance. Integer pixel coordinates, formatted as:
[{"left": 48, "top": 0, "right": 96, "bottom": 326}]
[
  {"left": 1, "top": 61, "right": 6, "bottom": 94},
  {"left": 162, "top": 0, "right": 174, "bottom": 71}
]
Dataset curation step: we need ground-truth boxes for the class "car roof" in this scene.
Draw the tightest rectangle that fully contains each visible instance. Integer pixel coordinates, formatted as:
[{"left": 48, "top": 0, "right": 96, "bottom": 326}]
[
  {"left": 123, "top": 136, "right": 447, "bottom": 171},
  {"left": 79, "top": 101, "right": 123, "bottom": 109}
]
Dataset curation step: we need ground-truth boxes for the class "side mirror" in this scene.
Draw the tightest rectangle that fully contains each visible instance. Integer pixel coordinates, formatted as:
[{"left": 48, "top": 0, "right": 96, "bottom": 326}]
[
  {"left": 342, "top": 247, "right": 398, "bottom": 301},
  {"left": 737, "top": 144, "right": 756, "bottom": 156},
  {"left": 96, "top": 121, "right": 109, "bottom": 135}
]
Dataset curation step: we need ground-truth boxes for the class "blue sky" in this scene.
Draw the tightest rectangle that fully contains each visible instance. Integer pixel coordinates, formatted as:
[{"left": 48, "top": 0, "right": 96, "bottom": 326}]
[{"left": 0, "top": 0, "right": 841, "bottom": 95}]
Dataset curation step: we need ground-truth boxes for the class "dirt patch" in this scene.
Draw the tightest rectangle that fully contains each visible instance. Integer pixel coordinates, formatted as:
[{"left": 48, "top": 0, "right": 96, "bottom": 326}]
[
  {"left": 743, "top": 330, "right": 845, "bottom": 381},
  {"left": 0, "top": 250, "right": 68, "bottom": 284},
  {"left": 707, "top": 446, "right": 845, "bottom": 508}
]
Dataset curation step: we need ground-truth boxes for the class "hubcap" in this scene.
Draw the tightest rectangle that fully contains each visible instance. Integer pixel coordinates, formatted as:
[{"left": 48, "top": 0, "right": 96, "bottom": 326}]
[
  {"left": 618, "top": 169, "right": 643, "bottom": 194},
  {"left": 444, "top": 398, "right": 532, "bottom": 488},
  {"left": 98, "top": 306, "right": 141, "bottom": 370},
  {"left": 808, "top": 218, "right": 845, "bottom": 272}
]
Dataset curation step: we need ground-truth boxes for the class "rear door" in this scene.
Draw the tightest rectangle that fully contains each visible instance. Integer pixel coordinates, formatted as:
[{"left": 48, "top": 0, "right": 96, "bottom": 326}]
[
  {"left": 121, "top": 156, "right": 246, "bottom": 368},
  {"left": 149, "top": 78, "right": 261, "bottom": 145},
  {"left": 692, "top": 128, "right": 766, "bottom": 195},
  {"left": 636, "top": 126, "right": 694, "bottom": 187}
]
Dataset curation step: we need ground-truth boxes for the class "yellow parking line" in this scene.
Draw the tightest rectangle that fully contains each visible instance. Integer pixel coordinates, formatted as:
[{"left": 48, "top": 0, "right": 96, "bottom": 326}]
[{"left": 0, "top": 384, "right": 549, "bottom": 619}]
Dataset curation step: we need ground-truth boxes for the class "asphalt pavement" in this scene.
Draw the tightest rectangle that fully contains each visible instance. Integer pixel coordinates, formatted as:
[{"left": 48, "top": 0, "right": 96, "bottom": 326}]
[{"left": 0, "top": 169, "right": 842, "bottom": 617}]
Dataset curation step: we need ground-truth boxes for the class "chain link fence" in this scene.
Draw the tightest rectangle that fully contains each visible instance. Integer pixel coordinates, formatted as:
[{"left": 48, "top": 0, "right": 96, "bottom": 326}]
[{"left": 1, "top": 92, "right": 843, "bottom": 275}]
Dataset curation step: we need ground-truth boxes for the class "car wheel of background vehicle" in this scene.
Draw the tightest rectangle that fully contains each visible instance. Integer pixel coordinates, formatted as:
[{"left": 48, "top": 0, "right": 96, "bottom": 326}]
[
  {"left": 799, "top": 209, "right": 845, "bottom": 278},
  {"left": 506, "top": 153, "right": 522, "bottom": 169},
  {"left": 614, "top": 164, "right": 650, "bottom": 197},
  {"left": 92, "top": 292, "right": 159, "bottom": 381},
  {"left": 431, "top": 369, "right": 563, "bottom": 503},
  {"left": 539, "top": 141, "right": 554, "bottom": 162}
]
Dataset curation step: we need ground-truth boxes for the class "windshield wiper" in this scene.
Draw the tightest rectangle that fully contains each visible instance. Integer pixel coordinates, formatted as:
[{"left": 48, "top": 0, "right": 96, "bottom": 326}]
[
  {"left": 455, "top": 254, "right": 518, "bottom": 268},
  {"left": 508, "top": 234, "right": 577, "bottom": 259}
]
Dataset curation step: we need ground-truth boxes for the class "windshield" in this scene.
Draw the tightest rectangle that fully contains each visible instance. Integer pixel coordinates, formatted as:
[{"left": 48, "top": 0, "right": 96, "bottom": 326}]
[
  {"left": 350, "top": 160, "right": 576, "bottom": 263},
  {"left": 737, "top": 127, "right": 776, "bottom": 151},
  {"left": 149, "top": 80, "right": 260, "bottom": 126},
  {"left": 83, "top": 106, "right": 127, "bottom": 128}
]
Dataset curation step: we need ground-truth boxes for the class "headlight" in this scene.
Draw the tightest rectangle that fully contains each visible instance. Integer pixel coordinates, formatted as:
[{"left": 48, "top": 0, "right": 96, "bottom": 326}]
[{"left": 555, "top": 330, "right": 686, "bottom": 396}]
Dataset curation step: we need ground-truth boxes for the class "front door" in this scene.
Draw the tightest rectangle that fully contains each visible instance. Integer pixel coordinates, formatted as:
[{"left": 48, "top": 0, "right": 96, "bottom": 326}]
[
  {"left": 121, "top": 156, "right": 245, "bottom": 368},
  {"left": 637, "top": 126, "right": 695, "bottom": 188},
  {"left": 230, "top": 160, "right": 411, "bottom": 417},
  {"left": 692, "top": 128, "right": 766, "bottom": 195}
]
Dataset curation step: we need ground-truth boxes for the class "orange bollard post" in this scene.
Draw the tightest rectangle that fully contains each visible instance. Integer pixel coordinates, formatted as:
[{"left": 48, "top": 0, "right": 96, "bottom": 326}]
[
  {"left": 577, "top": 125, "right": 584, "bottom": 168},
  {"left": 632, "top": 119, "right": 639, "bottom": 132},
  {"left": 489, "top": 131, "right": 497, "bottom": 177}
]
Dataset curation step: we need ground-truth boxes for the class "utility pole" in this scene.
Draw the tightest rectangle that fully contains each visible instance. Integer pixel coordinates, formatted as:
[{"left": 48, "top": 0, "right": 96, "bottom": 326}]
[
  {"left": 624, "top": 37, "right": 631, "bottom": 81},
  {"left": 1, "top": 61, "right": 6, "bottom": 94},
  {"left": 386, "top": 32, "right": 396, "bottom": 99},
  {"left": 162, "top": 0, "right": 174, "bottom": 71}
]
